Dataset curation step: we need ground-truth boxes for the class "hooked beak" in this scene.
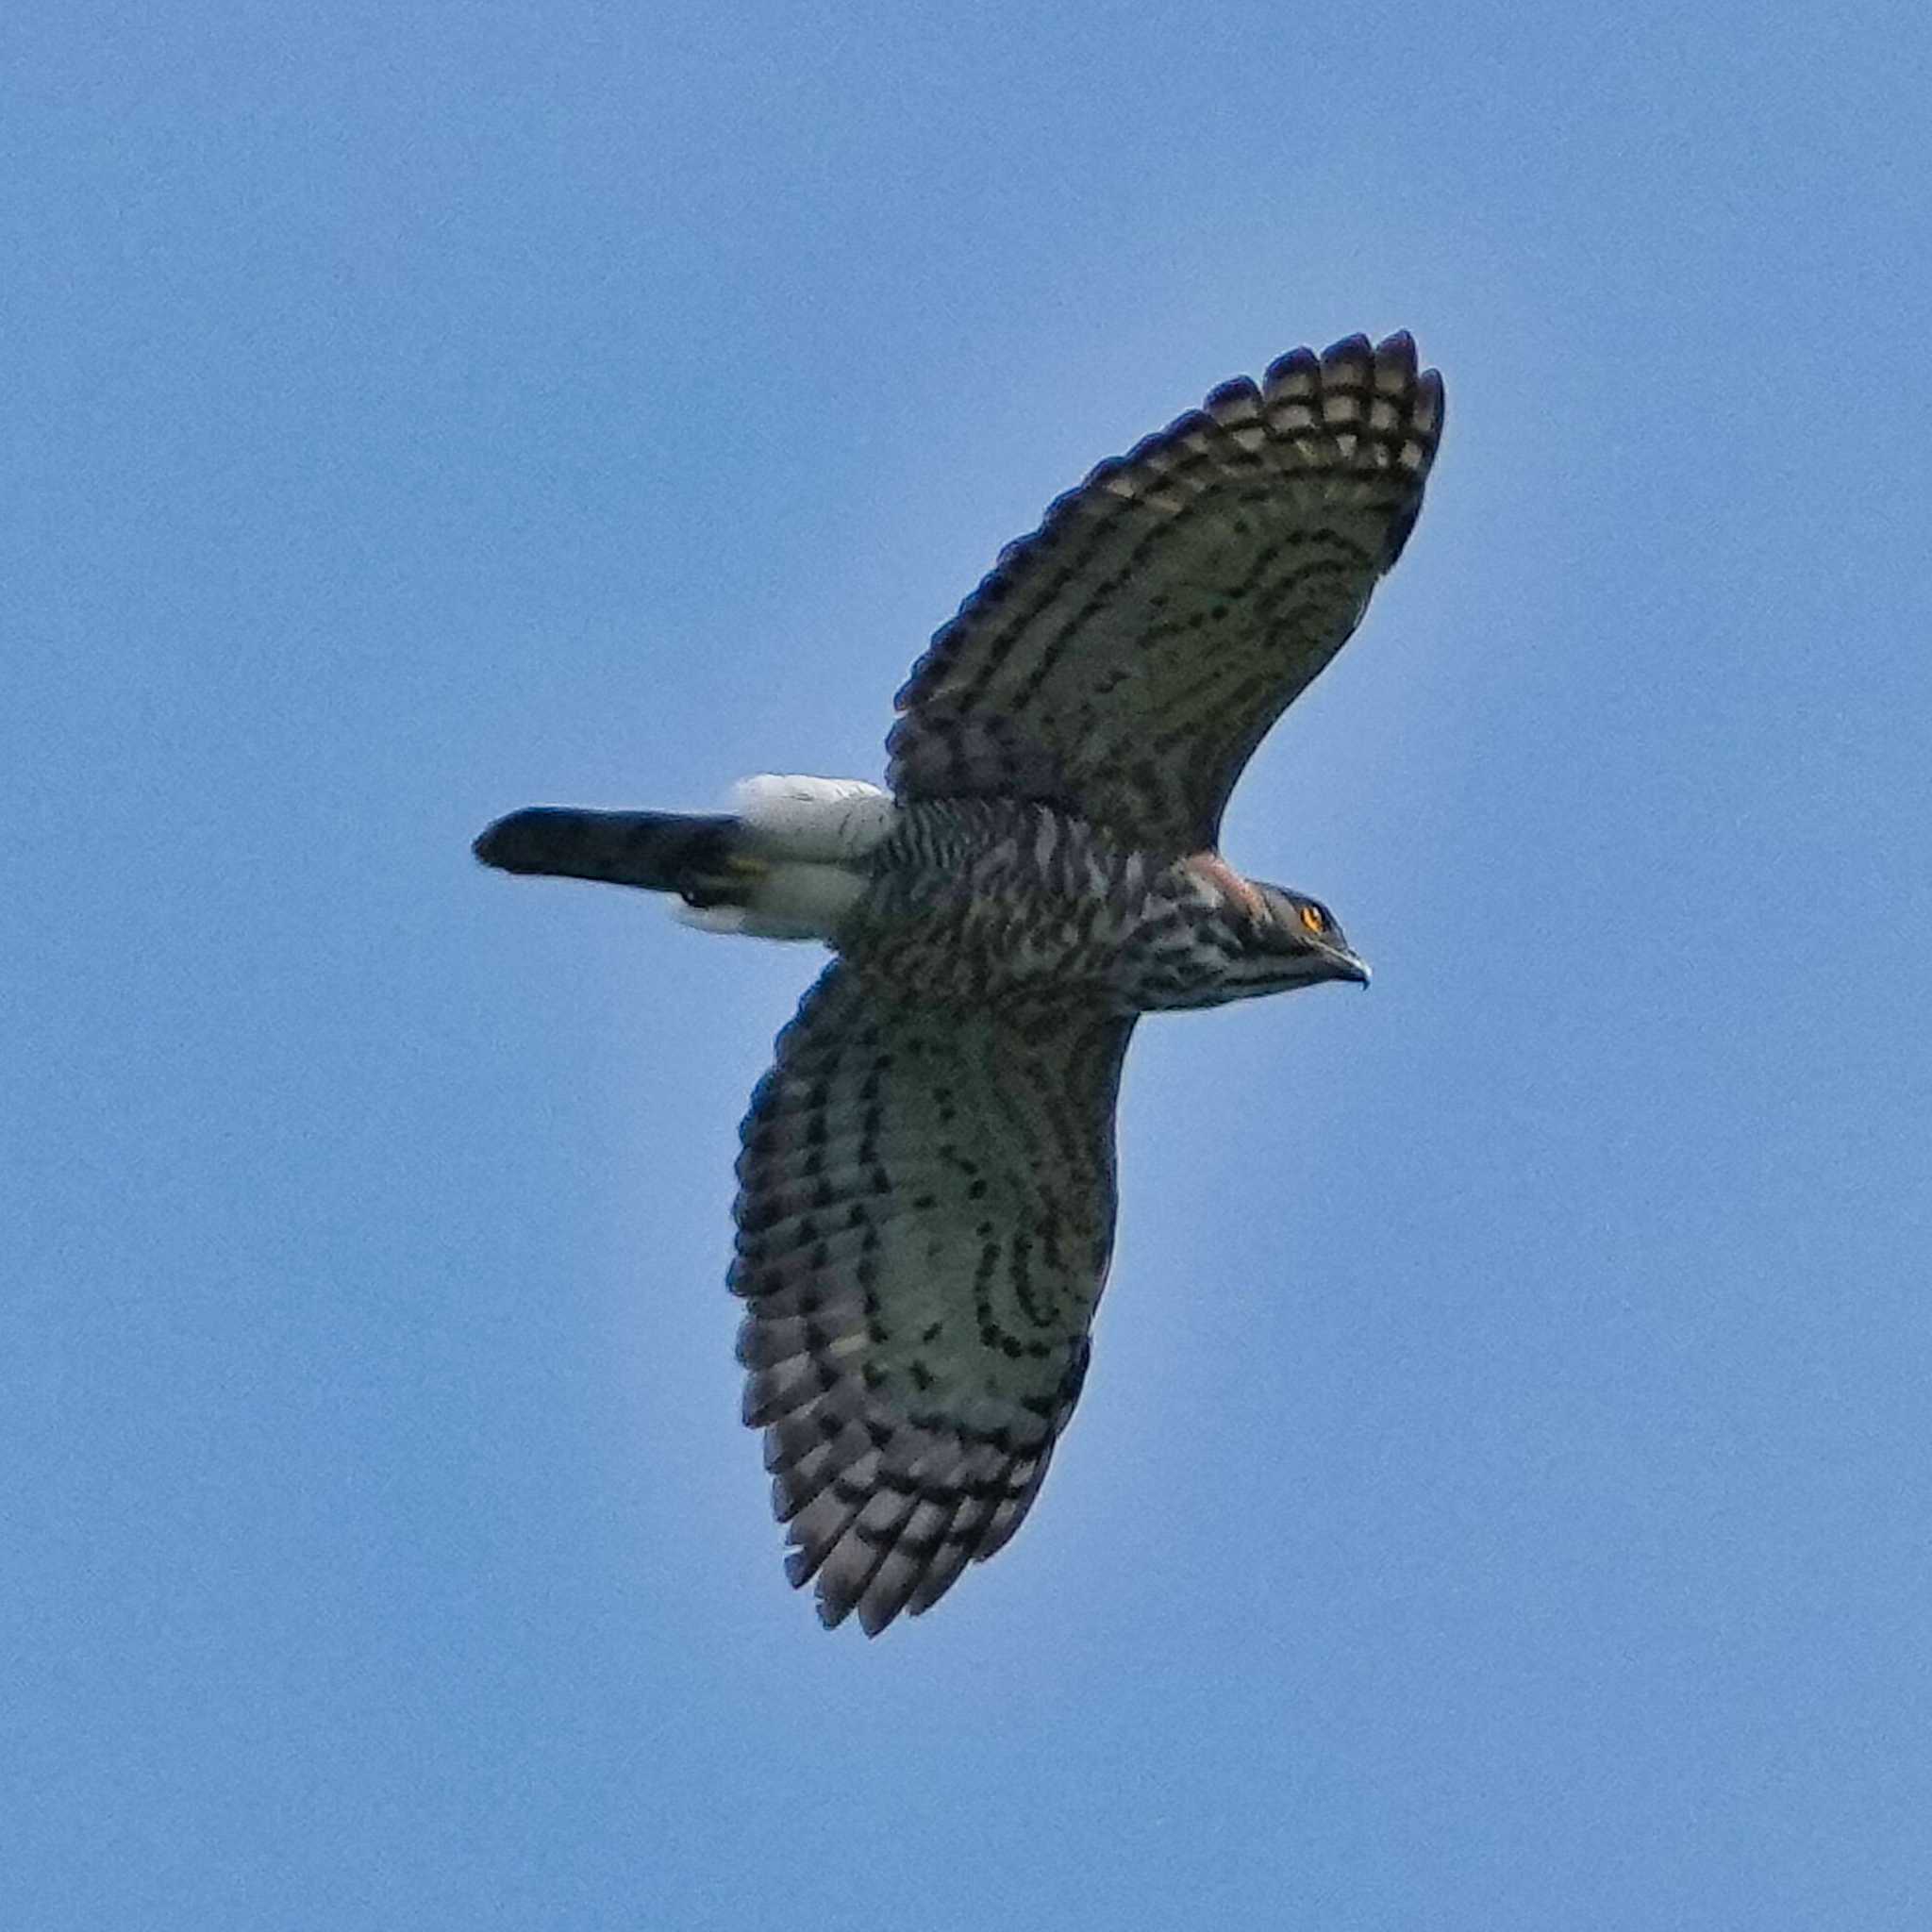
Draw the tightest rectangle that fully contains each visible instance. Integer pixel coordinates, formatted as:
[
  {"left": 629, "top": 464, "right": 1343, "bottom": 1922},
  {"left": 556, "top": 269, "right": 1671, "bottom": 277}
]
[{"left": 1329, "top": 948, "right": 1372, "bottom": 988}]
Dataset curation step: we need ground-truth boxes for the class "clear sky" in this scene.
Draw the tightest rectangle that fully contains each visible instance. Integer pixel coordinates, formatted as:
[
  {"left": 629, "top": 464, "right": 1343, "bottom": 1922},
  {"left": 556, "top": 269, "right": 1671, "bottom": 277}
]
[{"left": 8, "top": 4, "right": 1931, "bottom": 1926}]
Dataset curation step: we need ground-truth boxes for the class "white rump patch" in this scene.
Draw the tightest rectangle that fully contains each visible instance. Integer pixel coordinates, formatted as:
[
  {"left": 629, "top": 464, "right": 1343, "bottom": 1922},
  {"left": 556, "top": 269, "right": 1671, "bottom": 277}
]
[
  {"left": 672, "top": 775, "right": 892, "bottom": 943},
  {"left": 671, "top": 859, "right": 867, "bottom": 941},
  {"left": 732, "top": 774, "right": 895, "bottom": 860}
]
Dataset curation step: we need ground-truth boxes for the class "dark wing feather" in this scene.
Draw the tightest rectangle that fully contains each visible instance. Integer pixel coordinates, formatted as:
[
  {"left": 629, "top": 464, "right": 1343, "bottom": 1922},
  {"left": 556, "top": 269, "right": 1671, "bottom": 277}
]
[
  {"left": 887, "top": 331, "right": 1443, "bottom": 856},
  {"left": 732, "top": 964, "right": 1135, "bottom": 1634}
]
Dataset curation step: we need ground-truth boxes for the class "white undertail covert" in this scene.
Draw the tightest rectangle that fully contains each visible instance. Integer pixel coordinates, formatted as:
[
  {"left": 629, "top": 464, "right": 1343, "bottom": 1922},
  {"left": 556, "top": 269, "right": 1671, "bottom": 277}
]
[{"left": 675, "top": 774, "right": 895, "bottom": 941}]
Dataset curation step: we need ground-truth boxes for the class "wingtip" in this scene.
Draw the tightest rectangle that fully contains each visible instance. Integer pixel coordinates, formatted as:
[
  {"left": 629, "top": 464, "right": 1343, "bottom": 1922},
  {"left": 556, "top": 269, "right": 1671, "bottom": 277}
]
[
  {"left": 1322, "top": 329, "right": 1374, "bottom": 363},
  {"left": 1374, "top": 329, "right": 1419, "bottom": 383},
  {"left": 1415, "top": 364, "right": 1446, "bottom": 431},
  {"left": 813, "top": 1585, "right": 857, "bottom": 1631}
]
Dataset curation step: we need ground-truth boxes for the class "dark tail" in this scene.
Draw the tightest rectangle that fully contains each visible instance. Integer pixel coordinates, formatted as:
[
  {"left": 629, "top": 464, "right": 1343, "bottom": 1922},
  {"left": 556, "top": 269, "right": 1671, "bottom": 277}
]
[{"left": 473, "top": 807, "right": 738, "bottom": 896}]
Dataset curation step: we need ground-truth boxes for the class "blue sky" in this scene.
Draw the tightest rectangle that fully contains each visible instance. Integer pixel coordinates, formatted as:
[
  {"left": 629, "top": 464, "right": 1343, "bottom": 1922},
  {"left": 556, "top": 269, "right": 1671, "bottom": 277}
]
[{"left": 8, "top": 4, "right": 1931, "bottom": 1925}]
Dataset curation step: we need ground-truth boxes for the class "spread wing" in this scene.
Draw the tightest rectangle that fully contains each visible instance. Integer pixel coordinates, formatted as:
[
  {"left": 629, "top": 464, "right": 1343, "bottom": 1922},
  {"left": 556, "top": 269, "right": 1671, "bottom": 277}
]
[
  {"left": 887, "top": 331, "right": 1443, "bottom": 857},
  {"left": 732, "top": 963, "right": 1136, "bottom": 1634}
]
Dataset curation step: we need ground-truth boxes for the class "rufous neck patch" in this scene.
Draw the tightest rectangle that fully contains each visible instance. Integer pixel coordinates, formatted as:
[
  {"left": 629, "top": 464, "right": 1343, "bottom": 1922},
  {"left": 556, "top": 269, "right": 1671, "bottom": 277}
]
[{"left": 1182, "top": 852, "right": 1265, "bottom": 921}]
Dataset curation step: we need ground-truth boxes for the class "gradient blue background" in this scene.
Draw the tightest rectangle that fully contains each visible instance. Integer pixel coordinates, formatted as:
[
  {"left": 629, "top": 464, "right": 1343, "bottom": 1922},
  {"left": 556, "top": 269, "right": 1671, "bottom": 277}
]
[{"left": 9, "top": 5, "right": 1930, "bottom": 1925}]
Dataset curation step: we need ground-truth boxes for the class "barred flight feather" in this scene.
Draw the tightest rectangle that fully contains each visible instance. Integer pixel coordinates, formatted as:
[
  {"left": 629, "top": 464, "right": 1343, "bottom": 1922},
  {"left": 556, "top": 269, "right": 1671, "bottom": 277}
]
[
  {"left": 887, "top": 330, "right": 1442, "bottom": 856},
  {"left": 732, "top": 963, "right": 1131, "bottom": 1633}
]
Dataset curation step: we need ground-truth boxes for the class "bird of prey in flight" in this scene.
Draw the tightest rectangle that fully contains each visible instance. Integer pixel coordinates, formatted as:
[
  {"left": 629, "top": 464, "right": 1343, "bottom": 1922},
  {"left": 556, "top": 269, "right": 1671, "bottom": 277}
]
[{"left": 476, "top": 331, "right": 1443, "bottom": 1633}]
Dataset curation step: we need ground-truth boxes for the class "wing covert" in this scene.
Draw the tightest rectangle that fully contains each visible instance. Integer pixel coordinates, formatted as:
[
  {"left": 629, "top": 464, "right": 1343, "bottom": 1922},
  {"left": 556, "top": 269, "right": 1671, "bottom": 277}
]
[
  {"left": 731, "top": 964, "right": 1135, "bottom": 1634},
  {"left": 887, "top": 331, "right": 1443, "bottom": 855}
]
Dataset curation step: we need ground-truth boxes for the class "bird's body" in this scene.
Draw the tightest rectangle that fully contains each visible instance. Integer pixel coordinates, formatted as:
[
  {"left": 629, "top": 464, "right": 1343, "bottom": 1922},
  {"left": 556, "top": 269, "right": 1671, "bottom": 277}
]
[
  {"left": 477, "top": 331, "right": 1443, "bottom": 1632},
  {"left": 748, "top": 791, "right": 1360, "bottom": 1011}
]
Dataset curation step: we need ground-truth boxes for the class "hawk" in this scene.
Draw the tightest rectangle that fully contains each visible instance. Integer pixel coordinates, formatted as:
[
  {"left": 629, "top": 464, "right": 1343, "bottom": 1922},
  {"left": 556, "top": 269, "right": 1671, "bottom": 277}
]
[{"left": 476, "top": 331, "right": 1443, "bottom": 1633}]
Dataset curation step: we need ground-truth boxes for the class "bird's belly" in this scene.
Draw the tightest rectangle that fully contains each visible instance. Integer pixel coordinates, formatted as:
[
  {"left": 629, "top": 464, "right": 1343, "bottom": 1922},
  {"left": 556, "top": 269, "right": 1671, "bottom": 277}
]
[
  {"left": 837, "top": 804, "right": 1256, "bottom": 1010},
  {"left": 841, "top": 886, "right": 1140, "bottom": 1007}
]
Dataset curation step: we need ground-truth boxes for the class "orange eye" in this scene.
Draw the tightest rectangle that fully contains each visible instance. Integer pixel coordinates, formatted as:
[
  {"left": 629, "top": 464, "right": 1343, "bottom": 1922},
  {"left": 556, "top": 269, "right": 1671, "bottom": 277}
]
[{"left": 1298, "top": 903, "right": 1327, "bottom": 935}]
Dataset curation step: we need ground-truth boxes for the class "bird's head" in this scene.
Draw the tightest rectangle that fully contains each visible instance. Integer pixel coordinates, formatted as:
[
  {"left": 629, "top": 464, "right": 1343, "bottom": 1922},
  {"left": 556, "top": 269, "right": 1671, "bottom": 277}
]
[
  {"left": 1237, "top": 880, "right": 1371, "bottom": 991},
  {"left": 1167, "top": 853, "right": 1371, "bottom": 1003}
]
